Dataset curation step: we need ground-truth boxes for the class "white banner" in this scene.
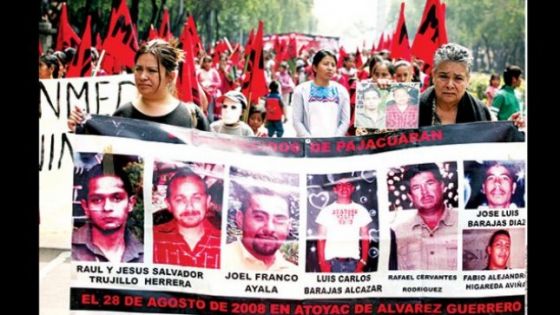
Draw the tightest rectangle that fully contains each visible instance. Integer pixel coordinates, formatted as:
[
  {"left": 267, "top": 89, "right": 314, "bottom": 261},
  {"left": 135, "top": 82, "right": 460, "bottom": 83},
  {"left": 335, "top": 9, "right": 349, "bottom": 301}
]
[
  {"left": 68, "top": 119, "right": 526, "bottom": 314},
  {"left": 39, "top": 74, "right": 137, "bottom": 247}
]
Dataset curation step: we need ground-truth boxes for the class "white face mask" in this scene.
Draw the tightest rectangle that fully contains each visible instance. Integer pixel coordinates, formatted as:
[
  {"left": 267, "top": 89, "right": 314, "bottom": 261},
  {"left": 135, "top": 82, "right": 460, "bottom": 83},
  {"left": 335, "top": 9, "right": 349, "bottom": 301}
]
[{"left": 221, "top": 100, "right": 242, "bottom": 124}]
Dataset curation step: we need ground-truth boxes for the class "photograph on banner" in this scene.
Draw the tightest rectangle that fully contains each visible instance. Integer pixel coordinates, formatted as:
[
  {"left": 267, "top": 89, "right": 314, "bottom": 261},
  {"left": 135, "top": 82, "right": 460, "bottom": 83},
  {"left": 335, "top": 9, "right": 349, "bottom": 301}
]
[
  {"left": 462, "top": 228, "right": 525, "bottom": 270},
  {"left": 305, "top": 170, "right": 379, "bottom": 273},
  {"left": 463, "top": 160, "right": 525, "bottom": 209},
  {"left": 71, "top": 152, "right": 144, "bottom": 263},
  {"left": 388, "top": 162, "right": 458, "bottom": 270},
  {"left": 151, "top": 160, "right": 224, "bottom": 269},
  {"left": 354, "top": 81, "right": 389, "bottom": 129},
  {"left": 385, "top": 82, "right": 420, "bottom": 129},
  {"left": 223, "top": 166, "right": 300, "bottom": 271},
  {"left": 387, "top": 161, "right": 458, "bottom": 211}
]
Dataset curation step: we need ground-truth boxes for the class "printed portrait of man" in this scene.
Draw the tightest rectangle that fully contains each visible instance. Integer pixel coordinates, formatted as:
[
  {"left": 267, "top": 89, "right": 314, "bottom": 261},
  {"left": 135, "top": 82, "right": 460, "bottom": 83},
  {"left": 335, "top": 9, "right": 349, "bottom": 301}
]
[
  {"left": 389, "top": 162, "right": 458, "bottom": 270},
  {"left": 71, "top": 153, "right": 144, "bottom": 263},
  {"left": 222, "top": 167, "right": 299, "bottom": 272},
  {"left": 462, "top": 228, "right": 525, "bottom": 270},
  {"left": 464, "top": 160, "right": 525, "bottom": 209},
  {"left": 152, "top": 161, "right": 224, "bottom": 269}
]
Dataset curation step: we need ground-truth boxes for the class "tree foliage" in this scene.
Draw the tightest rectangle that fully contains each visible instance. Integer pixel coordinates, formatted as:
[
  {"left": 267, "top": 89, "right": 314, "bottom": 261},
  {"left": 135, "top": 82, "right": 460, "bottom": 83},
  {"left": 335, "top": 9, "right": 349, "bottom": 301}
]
[
  {"left": 65, "top": 0, "right": 316, "bottom": 50},
  {"left": 386, "top": 0, "right": 525, "bottom": 73},
  {"left": 446, "top": 0, "right": 525, "bottom": 72}
]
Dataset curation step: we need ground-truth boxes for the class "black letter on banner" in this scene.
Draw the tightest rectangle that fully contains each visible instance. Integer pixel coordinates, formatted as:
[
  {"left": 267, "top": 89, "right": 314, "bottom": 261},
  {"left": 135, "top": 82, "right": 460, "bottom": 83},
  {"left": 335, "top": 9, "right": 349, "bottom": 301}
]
[
  {"left": 95, "top": 80, "right": 111, "bottom": 115},
  {"left": 58, "top": 133, "right": 74, "bottom": 169},
  {"left": 40, "top": 81, "right": 61, "bottom": 118},
  {"left": 67, "top": 82, "right": 90, "bottom": 114},
  {"left": 39, "top": 134, "right": 45, "bottom": 171},
  {"left": 117, "top": 81, "right": 136, "bottom": 111}
]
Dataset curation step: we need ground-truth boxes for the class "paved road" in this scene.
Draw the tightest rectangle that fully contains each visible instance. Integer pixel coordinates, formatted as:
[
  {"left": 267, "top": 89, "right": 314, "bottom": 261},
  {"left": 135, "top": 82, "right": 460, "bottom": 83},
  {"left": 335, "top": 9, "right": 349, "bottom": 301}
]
[{"left": 40, "top": 248, "right": 71, "bottom": 315}]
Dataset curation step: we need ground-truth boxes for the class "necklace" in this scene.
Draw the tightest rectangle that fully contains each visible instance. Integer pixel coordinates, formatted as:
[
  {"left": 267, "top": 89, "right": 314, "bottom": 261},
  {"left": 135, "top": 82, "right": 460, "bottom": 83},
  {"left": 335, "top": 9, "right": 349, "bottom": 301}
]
[{"left": 431, "top": 98, "right": 441, "bottom": 125}]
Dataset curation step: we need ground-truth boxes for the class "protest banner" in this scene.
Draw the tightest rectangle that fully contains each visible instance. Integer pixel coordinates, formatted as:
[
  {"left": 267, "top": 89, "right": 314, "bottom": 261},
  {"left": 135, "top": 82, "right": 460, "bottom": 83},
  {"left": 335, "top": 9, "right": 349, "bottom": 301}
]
[{"left": 68, "top": 116, "right": 526, "bottom": 314}]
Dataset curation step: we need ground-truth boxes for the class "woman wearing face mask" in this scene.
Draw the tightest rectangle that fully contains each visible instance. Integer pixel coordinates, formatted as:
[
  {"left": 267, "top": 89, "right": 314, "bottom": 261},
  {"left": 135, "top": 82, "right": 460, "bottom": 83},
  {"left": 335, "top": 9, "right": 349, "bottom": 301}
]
[
  {"left": 210, "top": 90, "right": 254, "bottom": 136},
  {"left": 67, "top": 39, "right": 209, "bottom": 132}
]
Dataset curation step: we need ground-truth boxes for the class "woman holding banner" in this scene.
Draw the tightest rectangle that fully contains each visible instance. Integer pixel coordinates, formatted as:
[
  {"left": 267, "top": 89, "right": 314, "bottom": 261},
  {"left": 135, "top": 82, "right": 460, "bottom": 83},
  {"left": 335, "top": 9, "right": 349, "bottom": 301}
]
[
  {"left": 68, "top": 39, "right": 209, "bottom": 132},
  {"left": 418, "top": 43, "right": 492, "bottom": 126}
]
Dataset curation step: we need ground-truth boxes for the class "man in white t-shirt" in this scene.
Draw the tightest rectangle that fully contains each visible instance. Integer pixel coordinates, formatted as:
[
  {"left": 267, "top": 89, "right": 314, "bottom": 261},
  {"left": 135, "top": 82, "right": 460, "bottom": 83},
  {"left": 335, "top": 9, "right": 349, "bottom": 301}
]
[{"left": 316, "top": 177, "right": 372, "bottom": 272}]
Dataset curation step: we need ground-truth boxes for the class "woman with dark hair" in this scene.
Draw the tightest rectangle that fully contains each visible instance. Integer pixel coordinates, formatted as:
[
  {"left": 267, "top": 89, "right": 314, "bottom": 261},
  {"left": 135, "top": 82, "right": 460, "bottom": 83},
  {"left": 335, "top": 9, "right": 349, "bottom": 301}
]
[
  {"left": 68, "top": 39, "right": 209, "bottom": 132},
  {"left": 39, "top": 54, "right": 59, "bottom": 79},
  {"left": 485, "top": 73, "right": 500, "bottom": 107},
  {"left": 292, "top": 49, "right": 350, "bottom": 137}
]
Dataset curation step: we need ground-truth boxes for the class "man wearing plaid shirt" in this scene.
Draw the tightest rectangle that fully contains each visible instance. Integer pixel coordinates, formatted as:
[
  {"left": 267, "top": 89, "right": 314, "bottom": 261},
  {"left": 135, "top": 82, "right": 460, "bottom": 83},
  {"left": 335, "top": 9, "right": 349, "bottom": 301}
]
[{"left": 153, "top": 169, "right": 221, "bottom": 268}]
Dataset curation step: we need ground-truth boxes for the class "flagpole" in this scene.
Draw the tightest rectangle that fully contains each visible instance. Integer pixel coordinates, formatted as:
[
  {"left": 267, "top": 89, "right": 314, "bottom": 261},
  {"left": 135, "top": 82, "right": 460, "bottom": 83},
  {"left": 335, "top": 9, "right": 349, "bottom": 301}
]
[
  {"left": 243, "top": 90, "right": 252, "bottom": 123},
  {"left": 92, "top": 49, "right": 106, "bottom": 77}
]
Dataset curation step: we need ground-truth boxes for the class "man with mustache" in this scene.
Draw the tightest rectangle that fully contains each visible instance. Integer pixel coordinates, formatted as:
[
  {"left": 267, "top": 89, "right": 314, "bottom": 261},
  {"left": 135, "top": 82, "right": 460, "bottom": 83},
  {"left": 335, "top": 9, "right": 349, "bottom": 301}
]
[
  {"left": 315, "top": 176, "right": 372, "bottom": 273},
  {"left": 484, "top": 230, "right": 511, "bottom": 270},
  {"left": 72, "top": 157, "right": 144, "bottom": 263},
  {"left": 482, "top": 162, "right": 518, "bottom": 209},
  {"left": 391, "top": 163, "right": 458, "bottom": 270},
  {"left": 153, "top": 169, "right": 221, "bottom": 268},
  {"left": 223, "top": 186, "right": 297, "bottom": 271}
]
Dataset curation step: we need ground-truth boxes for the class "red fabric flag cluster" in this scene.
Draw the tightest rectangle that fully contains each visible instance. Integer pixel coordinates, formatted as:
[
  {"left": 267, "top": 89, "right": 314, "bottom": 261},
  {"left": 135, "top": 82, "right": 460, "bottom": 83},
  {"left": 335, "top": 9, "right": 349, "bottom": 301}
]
[
  {"left": 101, "top": 0, "right": 139, "bottom": 74},
  {"left": 241, "top": 21, "right": 268, "bottom": 106},
  {"left": 159, "top": 9, "right": 172, "bottom": 41},
  {"left": 186, "top": 15, "right": 204, "bottom": 56},
  {"left": 55, "top": 3, "right": 81, "bottom": 51},
  {"left": 176, "top": 22, "right": 200, "bottom": 104},
  {"left": 66, "top": 15, "right": 93, "bottom": 77}
]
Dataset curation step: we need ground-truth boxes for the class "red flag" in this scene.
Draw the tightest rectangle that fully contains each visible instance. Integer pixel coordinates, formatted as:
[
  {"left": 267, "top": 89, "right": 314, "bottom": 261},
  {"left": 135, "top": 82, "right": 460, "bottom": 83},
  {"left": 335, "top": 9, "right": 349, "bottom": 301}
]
[
  {"left": 101, "top": 0, "right": 139, "bottom": 73},
  {"left": 337, "top": 46, "right": 347, "bottom": 69},
  {"left": 176, "top": 23, "right": 200, "bottom": 104},
  {"left": 383, "top": 33, "right": 392, "bottom": 51},
  {"left": 39, "top": 41, "right": 43, "bottom": 56},
  {"left": 273, "top": 35, "right": 280, "bottom": 53},
  {"left": 391, "top": 2, "right": 412, "bottom": 61},
  {"left": 94, "top": 33, "right": 103, "bottom": 52},
  {"left": 376, "top": 33, "right": 385, "bottom": 53},
  {"left": 241, "top": 21, "right": 268, "bottom": 106},
  {"left": 411, "top": 0, "right": 446, "bottom": 73},
  {"left": 274, "top": 38, "right": 287, "bottom": 72},
  {"left": 370, "top": 42, "right": 376, "bottom": 55},
  {"left": 243, "top": 29, "right": 255, "bottom": 59},
  {"left": 148, "top": 24, "right": 158, "bottom": 40},
  {"left": 230, "top": 44, "right": 242, "bottom": 69},
  {"left": 355, "top": 47, "right": 363, "bottom": 69},
  {"left": 55, "top": 3, "right": 81, "bottom": 51},
  {"left": 159, "top": 9, "right": 172, "bottom": 41},
  {"left": 66, "top": 15, "right": 93, "bottom": 77},
  {"left": 186, "top": 15, "right": 204, "bottom": 56},
  {"left": 287, "top": 33, "right": 298, "bottom": 59}
]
